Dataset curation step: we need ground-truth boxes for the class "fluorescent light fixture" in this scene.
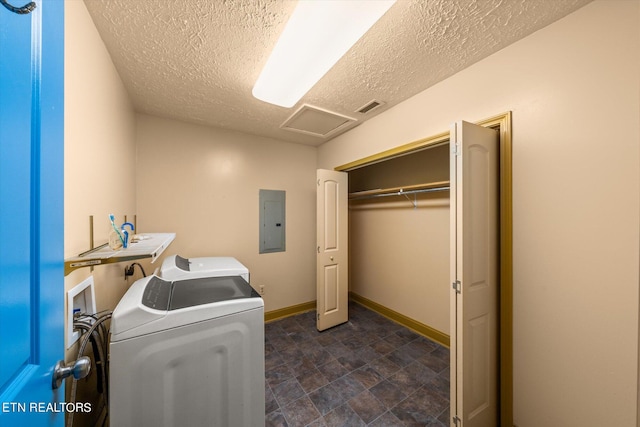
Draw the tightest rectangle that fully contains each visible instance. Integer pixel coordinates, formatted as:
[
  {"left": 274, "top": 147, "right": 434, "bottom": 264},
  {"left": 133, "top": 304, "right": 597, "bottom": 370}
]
[{"left": 252, "top": 0, "right": 396, "bottom": 108}]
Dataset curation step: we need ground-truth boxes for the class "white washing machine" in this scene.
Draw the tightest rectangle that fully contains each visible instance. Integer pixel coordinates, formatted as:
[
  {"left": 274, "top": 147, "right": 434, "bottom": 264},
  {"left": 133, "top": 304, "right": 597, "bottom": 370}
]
[
  {"left": 109, "top": 273, "right": 265, "bottom": 427},
  {"left": 159, "top": 254, "right": 250, "bottom": 282}
]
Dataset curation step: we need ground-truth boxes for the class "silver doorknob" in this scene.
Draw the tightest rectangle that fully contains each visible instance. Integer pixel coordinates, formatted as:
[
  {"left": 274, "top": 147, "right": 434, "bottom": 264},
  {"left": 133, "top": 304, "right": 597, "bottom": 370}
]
[{"left": 52, "top": 357, "right": 91, "bottom": 390}]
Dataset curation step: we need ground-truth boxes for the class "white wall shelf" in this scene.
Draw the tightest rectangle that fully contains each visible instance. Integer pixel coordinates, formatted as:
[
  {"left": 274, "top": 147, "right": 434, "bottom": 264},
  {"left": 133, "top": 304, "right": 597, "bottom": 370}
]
[{"left": 64, "top": 232, "right": 175, "bottom": 276}]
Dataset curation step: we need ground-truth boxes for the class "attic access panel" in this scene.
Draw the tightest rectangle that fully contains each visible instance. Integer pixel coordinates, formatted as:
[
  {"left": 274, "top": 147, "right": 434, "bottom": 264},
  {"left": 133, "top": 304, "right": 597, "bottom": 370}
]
[{"left": 280, "top": 104, "right": 357, "bottom": 139}]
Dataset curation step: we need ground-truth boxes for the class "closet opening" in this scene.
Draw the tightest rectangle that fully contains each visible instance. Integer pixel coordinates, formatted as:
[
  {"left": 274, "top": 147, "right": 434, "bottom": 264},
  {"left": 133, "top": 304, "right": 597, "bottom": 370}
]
[{"left": 334, "top": 112, "right": 513, "bottom": 426}]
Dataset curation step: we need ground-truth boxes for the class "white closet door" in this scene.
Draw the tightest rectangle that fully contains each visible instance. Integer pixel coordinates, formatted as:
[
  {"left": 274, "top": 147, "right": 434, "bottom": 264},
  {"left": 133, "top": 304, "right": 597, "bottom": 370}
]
[
  {"left": 316, "top": 169, "right": 348, "bottom": 331},
  {"left": 450, "top": 121, "right": 499, "bottom": 427}
]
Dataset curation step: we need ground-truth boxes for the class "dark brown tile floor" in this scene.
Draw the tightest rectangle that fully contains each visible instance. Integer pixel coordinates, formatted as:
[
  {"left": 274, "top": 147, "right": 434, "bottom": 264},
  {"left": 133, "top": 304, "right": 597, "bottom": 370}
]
[{"left": 264, "top": 302, "right": 450, "bottom": 427}]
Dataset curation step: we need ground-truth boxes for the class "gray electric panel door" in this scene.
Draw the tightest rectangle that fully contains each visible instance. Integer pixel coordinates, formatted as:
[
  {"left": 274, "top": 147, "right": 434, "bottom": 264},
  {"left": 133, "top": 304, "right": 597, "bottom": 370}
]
[{"left": 259, "top": 189, "right": 285, "bottom": 253}]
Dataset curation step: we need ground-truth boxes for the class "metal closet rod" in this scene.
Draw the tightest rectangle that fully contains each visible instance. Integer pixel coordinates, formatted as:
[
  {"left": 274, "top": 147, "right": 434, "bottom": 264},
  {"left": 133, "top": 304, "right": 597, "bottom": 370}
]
[{"left": 348, "top": 185, "right": 450, "bottom": 201}]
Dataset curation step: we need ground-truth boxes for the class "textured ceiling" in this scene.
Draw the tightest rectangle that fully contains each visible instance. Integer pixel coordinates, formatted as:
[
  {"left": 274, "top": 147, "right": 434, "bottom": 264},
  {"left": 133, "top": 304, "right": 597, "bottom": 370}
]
[{"left": 83, "top": 0, "right": 592, "bottom": 147}]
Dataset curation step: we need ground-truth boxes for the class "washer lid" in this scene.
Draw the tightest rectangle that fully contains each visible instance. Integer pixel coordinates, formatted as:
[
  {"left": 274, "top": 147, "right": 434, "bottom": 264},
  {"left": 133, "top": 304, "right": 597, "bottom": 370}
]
[
  {"left": 169, "top": 276, "right": 259, "bottom": 310},
  {"left": 112, "top": 275, "right": 263, "bottom": 341}
]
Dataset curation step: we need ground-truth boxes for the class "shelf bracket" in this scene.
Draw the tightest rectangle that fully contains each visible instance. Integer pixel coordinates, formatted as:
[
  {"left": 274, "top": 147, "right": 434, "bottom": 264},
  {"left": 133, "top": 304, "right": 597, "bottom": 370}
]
[{"left": 399, "top": 190, "right": 417, "bottom": 209}]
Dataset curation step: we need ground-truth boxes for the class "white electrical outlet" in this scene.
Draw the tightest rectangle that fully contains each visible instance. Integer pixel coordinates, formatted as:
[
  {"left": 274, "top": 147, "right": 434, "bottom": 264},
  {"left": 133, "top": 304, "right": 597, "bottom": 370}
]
[{"left": 66, "top": 276, "right": 96, "bottom": 349}]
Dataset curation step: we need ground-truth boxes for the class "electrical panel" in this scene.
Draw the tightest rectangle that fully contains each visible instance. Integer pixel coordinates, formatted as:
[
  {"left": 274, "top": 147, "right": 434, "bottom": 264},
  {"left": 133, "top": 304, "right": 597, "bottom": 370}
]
[{"left": 259, "top": 189, "right": 285, "bottom": 254}]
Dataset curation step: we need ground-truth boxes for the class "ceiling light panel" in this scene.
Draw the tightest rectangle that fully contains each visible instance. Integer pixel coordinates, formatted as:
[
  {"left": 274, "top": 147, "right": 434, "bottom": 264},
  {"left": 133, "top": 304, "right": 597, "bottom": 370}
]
[{"left": 252, "top": 0, "right": 396, "bottom": 108}]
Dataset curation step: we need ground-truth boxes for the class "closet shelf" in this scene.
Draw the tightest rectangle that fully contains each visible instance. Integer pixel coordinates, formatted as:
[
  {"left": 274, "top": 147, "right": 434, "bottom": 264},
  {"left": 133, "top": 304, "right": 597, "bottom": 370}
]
[
  {"left": 64, "top": 232, "right": 175, "bottom": 276},
  {"left": 348, "top": 181, "right": 450, "bottom": 201}
]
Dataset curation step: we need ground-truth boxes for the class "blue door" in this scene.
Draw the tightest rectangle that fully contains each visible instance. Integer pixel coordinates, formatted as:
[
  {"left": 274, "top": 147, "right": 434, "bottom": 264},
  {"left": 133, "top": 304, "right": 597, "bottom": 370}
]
[{"left": 0, "top": 0, "right": 64, "bottom": 425}]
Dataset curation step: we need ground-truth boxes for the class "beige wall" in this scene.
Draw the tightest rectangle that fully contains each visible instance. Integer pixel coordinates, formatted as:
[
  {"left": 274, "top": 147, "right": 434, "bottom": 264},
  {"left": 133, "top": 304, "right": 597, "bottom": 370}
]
[
  {"left": 64, "top": 0, "right": 136, "bottom": 349},
  {"left": 135, "top": 114, "right": 317, "bottom": 313},
  {"left": 350, "top": 195, "right": 450, "bottom": 334},
  {"left": 64, "top": 2, "right": 137, "bottom": 425},
  {"left": 319, "top": 1, "right": 640, "bottom": 426}
]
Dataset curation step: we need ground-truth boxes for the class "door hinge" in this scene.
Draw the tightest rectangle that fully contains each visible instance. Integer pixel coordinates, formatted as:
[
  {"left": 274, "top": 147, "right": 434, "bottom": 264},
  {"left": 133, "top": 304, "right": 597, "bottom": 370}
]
[
  {"left": 452, "top": 280, "right": 461, "bottom": 294},
  {"left": 452, "top": 143, "right": 461, "bottom": 157},
  {"left": 453, "top": 415, "right": 462, "bottom": 426}
]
